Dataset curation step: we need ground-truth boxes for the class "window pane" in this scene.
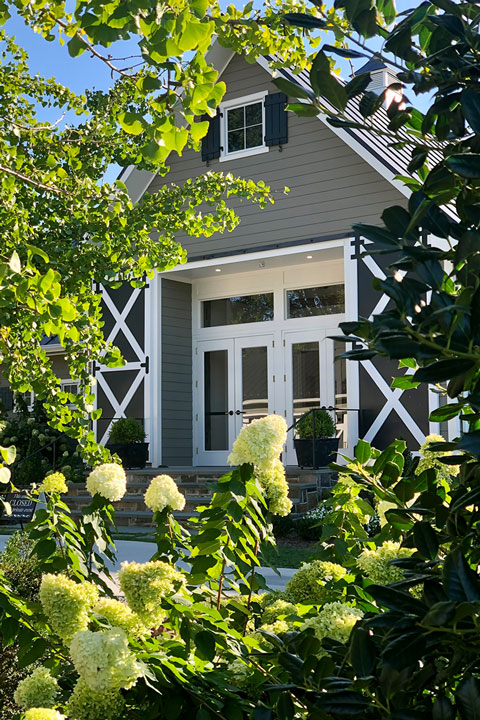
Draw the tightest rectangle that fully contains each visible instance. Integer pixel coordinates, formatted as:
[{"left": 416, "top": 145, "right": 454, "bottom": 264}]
[
  {"left": 228, "top": 106, "right": 244, "bottom": 130},
  {"left": 246, "top": 125, "right": 262, "bottom": 149},
  {"left": 241, "top": 346, "right": 268, "bottom": 425},
  {"left": 203, "top": 294, "right": 274, "bottom": 327},
  {"left": 204, "top": 350, "right": 229, "bottom": 451},
  {"left": 228, "top": 129, "right": 244, "bottom": 153},
  {"left": 245, "top": 102, "right": 262, "bottom": 126},
  {"left": 292, "top": 342, "right": 320, "bottom": 420},
  {"left": 287, "top": 284, "right": 345, "bottom": 318},
  {"left": 334, "top": 340, "right": 347, "bottom": 448}
]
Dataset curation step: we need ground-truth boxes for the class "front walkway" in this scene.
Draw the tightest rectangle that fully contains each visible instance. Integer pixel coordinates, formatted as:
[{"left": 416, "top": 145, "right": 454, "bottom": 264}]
[{"left": 0, "top": 536, "right": 295, "bottom": 592}]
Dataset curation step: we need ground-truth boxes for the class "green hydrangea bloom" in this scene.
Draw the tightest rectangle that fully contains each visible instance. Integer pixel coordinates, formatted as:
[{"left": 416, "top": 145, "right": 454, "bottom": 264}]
[
  {"left": 357, "top": 541, "right": 414, "bottom": 585},
  {"left": 39, "top": 472, "right": 68, "bottom": 495},
  {"left": 301, "top": 601, "right": 363, "bottom": 643},
  {"left": 24, "top": 710, "right": 64, "bottom": 720},
  {"left": 250, "top": 619, "right": 291, "bottom": 649},
  {"left": 14, "top": 667, "right": 58, "bottom": 710},
  {"left": 39, "top": 574, "right": 99, "bottom": 642},
  {"left": 285, "top": 561, "right": 346, "bottom": 604},
  {"left": 262, "top": 599, "right": 297, "bottom": 624},
  {"left": 256, "top": 459, "right": 292, "bottom": 516},
  {"left": 69, "top": 628, "right": 142, "bottom": 692},
  {"left": 94, "top": 597, "right": 147, "bottom": 639},
  {"left": 416, "top": 433, "right": 459, "bottom": 483},
  {"left": 229, "top": 658, "right": 254, "bottom": 689},
  {"left": 66, "top": 678, "right": 125, "bottom": 720},
  {"left": 118, "top": 560, "right": 185, "bottom": 627}
]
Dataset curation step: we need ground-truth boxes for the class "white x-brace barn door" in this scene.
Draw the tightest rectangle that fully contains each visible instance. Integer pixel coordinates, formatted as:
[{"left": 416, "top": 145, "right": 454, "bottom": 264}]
[
  {"left": 94, "top": 281, "right": 149, "bottom": 447},
  {"left": 346, "top": 235, "right": 430, "bottom": 449}
]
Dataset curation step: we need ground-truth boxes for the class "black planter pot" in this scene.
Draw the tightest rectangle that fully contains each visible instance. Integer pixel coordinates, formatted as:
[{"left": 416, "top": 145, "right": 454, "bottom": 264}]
[
  {"left": 106, "top": 442, "right": 149, "bottom": 469},
  {"left": 294, "top": 437, "right": 339, "bottom": 469}
]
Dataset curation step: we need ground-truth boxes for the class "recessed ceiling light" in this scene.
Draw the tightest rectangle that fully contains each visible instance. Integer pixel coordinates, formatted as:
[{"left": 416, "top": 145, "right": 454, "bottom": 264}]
[
  {"left": 215, "top": 268, "right": 221, "bottom": 272},
  {"left": 306, "top": 255, "right": 313, "bottom": 259}
]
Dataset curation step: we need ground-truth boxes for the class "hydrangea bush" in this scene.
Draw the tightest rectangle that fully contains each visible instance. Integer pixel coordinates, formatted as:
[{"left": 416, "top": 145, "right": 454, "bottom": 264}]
[{"left": 0, "top": 421, "right": 465, "bottom": 720}]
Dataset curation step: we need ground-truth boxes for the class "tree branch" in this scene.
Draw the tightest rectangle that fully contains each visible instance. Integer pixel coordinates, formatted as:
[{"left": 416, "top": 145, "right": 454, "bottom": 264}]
[{"left": 0, "top": 164, "right": 65, "bottom": 195}]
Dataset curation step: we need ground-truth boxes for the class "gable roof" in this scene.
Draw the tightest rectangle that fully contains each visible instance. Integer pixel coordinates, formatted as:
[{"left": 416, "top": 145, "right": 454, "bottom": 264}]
[{"left": 123, "top": 41, "right": 439, "bottom": 205}]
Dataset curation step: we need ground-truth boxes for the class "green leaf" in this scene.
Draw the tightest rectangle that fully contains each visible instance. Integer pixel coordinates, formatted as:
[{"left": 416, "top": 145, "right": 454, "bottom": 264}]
[
  {"left": 432, "top": 696, "right": 455, "bottom": 720},
  {"left": 310, "top": 51, "right": 347, "bottom": 111},
  {"left": 445, "top": 154, "right": 480, "bottom": 179},
  {"left": 422, "top": 601, "right": 456, "bottom": 627},
  {"left": 34, "top": 538, "right": 58, "bottom": 559},
  {"left": 350, "top": 626, "right": 375, "bottom": 677},
  {"left": 344, "top": 72, "right": 371, "bottom": 99},
  {"left": 9, "top": 251, "right": 21, "bottom": 273},
  {"left": 461, "top": 89, "right": 480, "bottom": 135},
  {"left": 272, "top": 77, "right": 313, "bottom": 100},
  {"left": 195, "top": 630, "right": 216, "bottom": 661},
  {"left": 443, "top": 549, "right": 480, "bottom": 602},
  {"left": 276, "top": 693, "right": 294, "bottom": 720},
  {"left": 17, "top": 638, "right": 48, "bottom": 667},
  {"left": 354, "top": 439, "right": 371, "bottom": 464},
  {"left": 315, "top": 691, "right": 369, "bottom": 715},
  {"left": 456, "top": 676, "right": 480, "bottom": 720},
  {"left": 322, "top": 44, "right": 367, "bottom": 59},
  {"left": 381, "top": 632, "right": 426, "bottom": 670},
  {"left": 429, "top": 403, "right": 463, "bottom": 422},
  {"left": 0, "top": 445, "right": 16, "bottom": 465},
  {"left": 286, "top": 102, "right": 319, "bottom": 117},
  {"left": 413, "top": 358, "right": 476, "bottom": 383},
  {"left": 118, "top": 112, "right": 146, "bottom": 136},
  {"left": 413, "top": 521, "right": 439, "bottom": 560},
  {"left": 67, "top": 34, "right": 86, "bottom": 57},
  {"left": 368, "top": 584, "right": 426, "bottom": 615},
  {"left": 282, "top": 12, "right": 326, "bottom": 28}
]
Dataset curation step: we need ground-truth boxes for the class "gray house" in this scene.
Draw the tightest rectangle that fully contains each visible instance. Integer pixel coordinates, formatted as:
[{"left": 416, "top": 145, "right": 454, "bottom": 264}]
[{"left": 89, "top": 44, "right": 438, "bottom": 469}]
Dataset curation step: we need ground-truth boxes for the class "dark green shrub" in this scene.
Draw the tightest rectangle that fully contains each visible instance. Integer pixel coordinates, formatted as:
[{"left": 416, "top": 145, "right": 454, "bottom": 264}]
[
  {"left": 295, "top": 409, "right": 335, "bottom": 439},
  {"left": 0, "top": 398, "right": 85, "bottom": 485},
  {"left": 297, "top": 504, "right": 329, "bottom": 540},
  {"left": 272, "top": 513, "right": 294, "bottom": 538},
  {"left": 0, "top": 531, "right": 44, "bottom": 601},
  {"left": 108, "top": 417, "right": 146, "bottom": 444}
]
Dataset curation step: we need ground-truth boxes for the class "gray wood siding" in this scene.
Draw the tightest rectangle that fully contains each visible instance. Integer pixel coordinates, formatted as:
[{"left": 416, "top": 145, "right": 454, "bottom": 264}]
[
  {"left": 161, "top": 279, "right": 192, "bottom": 465},
  {"left": 148, "top": 53, "right": 407, "bottom": 259}
]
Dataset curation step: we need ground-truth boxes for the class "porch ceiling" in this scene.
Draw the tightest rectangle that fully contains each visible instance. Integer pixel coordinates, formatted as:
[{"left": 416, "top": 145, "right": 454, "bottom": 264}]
[{"left": 161, "top": 241, "right": 344, "bottom": 281}]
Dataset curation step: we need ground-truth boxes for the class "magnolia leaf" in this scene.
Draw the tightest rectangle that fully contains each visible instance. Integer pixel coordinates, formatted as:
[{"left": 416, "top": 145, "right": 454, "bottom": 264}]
[
  {"left": 445, "top": 154, "right": 480, "bottom": 179},
  {"left": 456, "top": 676, "right": 480, "bottom": 720},
  {"left": 282, "top": 12, "right": 326, "bottom": 28},
  {"left": 310, "top": 50, "right": 347, "bottom": 111},
  {"left": 272, "top": 77, "right": 313, "bottom": 100}
]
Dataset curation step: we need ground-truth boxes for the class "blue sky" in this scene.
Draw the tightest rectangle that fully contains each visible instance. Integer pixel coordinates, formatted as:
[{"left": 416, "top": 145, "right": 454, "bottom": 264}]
[{"left": 6, "top": 1, "right": 421, "bottom": 183}]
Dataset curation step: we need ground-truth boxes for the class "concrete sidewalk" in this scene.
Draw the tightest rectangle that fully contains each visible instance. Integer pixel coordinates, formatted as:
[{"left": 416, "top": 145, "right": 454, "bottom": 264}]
[{"left": 0, "top": 536, "right": 295, "bottom": 592}]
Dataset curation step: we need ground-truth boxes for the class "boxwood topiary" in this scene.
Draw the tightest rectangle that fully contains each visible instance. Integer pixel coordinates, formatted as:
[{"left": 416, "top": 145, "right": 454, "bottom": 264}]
[
  {"left": 295, "top": 409, "right": 335, "bottom": 439},
  {"left": 108, "top": 418, "right": 146, "bottom": 444}
]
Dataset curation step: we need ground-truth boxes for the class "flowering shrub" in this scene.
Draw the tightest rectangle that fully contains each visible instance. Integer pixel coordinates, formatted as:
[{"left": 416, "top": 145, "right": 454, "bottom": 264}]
[
  {"left": 66, "top": 678, "right": 125, "bottom": 720},
  {"left": 357, "top": 541, "right": 414, "bottom": 585},
  {"left": 24, "top": 711, "right": 64, "bottom": 720},
  {"left": 144, "top": 474, "right": 185, "bottom": 513},
  {"left": 229, "top": 659, "right": 254, "bottom": 689},
  {"left": 255, "top": 459, "right": 292, "bottom": 516},
  {"left": 301, "top": 601, "right": 363, "bottom": 642},
  {"left": 39, "top": 472, "right": 68, "bottom": 495},
  {"left": 416, "top": 433, "right": 460, "bottom": 483},
  {"left": 94, "top": 597, "right": 147, "bottom": 639},
  {"left": 14, "top": 668, "right": 58, "bottom": 710},
  {"left": 228, "top": 415, "right": 287, "bottom": 470},
  {"left": 86, "top": 463, "right": 126, "bottom": 502},
  {"left": 285, "top": 560, "right": 346, "bottom": 604},
  {"left": 39, "top": 574, "right": 98, "bottom": 641},
  {"left": 118, "top": 560, "right": 185, "bottom": 626},
  {"left": 70, "top": 628, "right": 142, "bottom": 692},
  {"left": 262, "top": 598, "right": 297, "bottom": 624}
]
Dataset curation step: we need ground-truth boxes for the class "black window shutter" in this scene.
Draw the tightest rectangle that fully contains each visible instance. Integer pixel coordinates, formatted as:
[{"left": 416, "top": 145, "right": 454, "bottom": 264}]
[
  {"left": 264, "top": 92, "right": 288, "bottom": 146},
  {"left": 201, "top": 109, "right": 221, "bottom": 162}
]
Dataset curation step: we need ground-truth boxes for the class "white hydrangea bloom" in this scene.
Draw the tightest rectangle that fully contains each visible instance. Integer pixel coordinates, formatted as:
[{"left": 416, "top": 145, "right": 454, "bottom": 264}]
[
  {"left": 39, "top": 472, "right": 68, "bottom": 495},
  {"left": 255, "top": 459, "right": 292, "bottom": 516},
  {"left": 66, "top": 678, "right": 125, "bottom": 720},
  {"left": 228, "top": 415, "right": 287, "bottom": 471},
  {"left": 301, "top": 601, "right": 363, "bottom": 643},
  {"left": 24, "top": 710, "right": 64, "bottom": 720},
  {"left": 144, "top": 474, "right": 185, "bottom": 513},
  {"left": 86, "top": 463, "right": 126, "bottom": 502},
  {"left": 69, "top": 628, "right": 142, "bottom": 692}
]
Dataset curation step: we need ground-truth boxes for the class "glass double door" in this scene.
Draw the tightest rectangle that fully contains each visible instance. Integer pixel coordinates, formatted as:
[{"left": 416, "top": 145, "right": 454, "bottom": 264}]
[
  {"left": 195, "top": 330, "right": 347, "bottom": 466},
  {"left": 196, "top": 335, "right": 274, "bottom": 465}
]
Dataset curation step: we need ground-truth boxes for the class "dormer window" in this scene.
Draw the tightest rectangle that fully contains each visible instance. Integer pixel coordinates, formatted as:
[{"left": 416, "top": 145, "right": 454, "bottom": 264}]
[{"left": 220, "top": 92, "right": 269, "bottom": 161}]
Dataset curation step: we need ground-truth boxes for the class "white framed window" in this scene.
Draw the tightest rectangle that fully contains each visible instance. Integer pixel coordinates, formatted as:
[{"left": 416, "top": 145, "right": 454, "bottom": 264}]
[
  {"left": 220, "top": 91, "right": 269, "bottom": 162},
  {"left": 60, "top": 380, "right": 79, "bottom": 408}
]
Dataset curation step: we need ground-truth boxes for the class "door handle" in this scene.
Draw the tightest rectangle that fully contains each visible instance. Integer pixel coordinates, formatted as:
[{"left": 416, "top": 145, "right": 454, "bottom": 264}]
[
  {"left": 235, "top": 410, "right": 244, "bottom": 415},
  {"left": 228, "top": 410, "right": 234, "bottom": 415}
]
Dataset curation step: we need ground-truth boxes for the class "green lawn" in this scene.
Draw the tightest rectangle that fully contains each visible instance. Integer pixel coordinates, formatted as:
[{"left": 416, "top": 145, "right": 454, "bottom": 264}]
[{"left": 261, "top": 544, "right": 315, "bottom": 569}]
